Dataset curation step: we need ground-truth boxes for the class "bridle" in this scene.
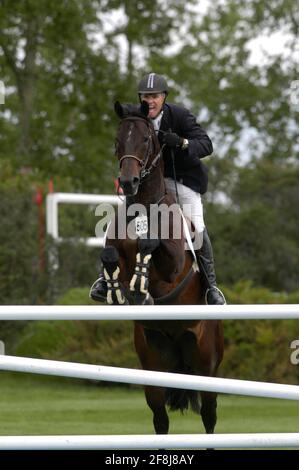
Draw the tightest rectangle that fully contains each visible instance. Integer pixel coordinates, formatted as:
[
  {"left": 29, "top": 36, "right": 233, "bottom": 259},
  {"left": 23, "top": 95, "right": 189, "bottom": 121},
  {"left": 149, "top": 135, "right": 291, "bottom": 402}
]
[{"left": 118, "top": 116, "right": 164, "bottom": 181}]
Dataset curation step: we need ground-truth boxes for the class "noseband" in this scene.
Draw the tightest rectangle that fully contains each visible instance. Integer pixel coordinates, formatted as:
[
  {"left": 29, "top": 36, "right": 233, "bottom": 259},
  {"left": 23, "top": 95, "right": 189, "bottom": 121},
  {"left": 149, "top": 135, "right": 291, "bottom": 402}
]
[{"left": 118, "top": 116, "right": 163, "bottom": 180}]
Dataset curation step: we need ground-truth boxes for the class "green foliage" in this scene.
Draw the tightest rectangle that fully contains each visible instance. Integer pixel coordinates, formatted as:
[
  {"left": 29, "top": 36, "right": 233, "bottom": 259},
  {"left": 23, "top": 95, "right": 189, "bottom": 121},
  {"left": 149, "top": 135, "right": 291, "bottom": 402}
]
[
  {"left": 14, "top": 287, "right": 138, "bottom": 370},
  {"left": 0, "top": 160, "right": 42, "bottom": 305},
  {"left": 207, "top": 160, "right": 299, "bottom": 292},
  {"left": 221, "top": 281, "right": 299, "bottom": 383}
]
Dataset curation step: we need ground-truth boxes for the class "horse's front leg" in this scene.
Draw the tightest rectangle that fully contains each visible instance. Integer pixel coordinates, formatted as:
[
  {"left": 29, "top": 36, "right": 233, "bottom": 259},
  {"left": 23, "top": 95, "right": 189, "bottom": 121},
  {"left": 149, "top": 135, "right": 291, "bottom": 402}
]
[
  {"left": 101, "top": 246, "right": 128, "bottom": 305},
  {"left": 129, "top": 237, "right": 160, "bottom": 305}
]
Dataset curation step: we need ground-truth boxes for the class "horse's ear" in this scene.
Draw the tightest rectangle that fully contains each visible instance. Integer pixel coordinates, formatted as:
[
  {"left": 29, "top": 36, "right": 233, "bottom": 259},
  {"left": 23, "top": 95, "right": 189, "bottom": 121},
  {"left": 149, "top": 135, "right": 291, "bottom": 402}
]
[
  {"left": 114, "top": 101, "right": 125, "bottom": 119},
  {"left": 140, "top": 100, "right": 149, "bottom": 117}
]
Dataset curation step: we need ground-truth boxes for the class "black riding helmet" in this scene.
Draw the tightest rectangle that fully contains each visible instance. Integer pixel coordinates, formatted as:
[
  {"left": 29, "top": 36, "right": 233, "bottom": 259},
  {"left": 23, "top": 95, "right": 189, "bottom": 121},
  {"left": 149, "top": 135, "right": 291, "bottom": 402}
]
[{"left": 138, "top": 73, "right": 169, "bottom": 96}]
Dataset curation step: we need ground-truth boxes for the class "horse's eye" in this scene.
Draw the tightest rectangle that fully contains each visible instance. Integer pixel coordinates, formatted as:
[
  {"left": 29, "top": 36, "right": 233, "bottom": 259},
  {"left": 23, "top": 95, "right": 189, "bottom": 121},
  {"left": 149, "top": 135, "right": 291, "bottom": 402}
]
[{"left": 144, "top": 136, "right": 149, "bottom": 143}]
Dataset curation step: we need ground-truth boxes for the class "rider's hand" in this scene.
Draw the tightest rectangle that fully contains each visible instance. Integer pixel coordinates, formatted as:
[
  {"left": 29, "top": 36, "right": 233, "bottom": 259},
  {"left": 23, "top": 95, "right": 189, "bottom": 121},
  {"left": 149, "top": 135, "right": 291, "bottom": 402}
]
[{"left": 163, "top": 132, "right": 183, "bottom": 148}]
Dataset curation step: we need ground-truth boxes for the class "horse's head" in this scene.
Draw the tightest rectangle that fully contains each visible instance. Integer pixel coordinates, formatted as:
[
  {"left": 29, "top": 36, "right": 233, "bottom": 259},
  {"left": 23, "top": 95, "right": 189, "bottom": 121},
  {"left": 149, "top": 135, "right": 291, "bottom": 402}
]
[{"left": 114, "top": 101, "right": 161, "bottom": 196}]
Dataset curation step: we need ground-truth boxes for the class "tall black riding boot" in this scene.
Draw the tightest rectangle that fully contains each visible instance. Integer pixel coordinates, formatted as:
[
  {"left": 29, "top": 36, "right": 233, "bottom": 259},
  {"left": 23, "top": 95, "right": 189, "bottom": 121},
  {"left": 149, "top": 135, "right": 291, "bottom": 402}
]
[
  {"left": 196, "top": 229, "right": 226, "bottom": 305},
  {"left": 89, "top": 271, "right": 107, "bottom": 302}
]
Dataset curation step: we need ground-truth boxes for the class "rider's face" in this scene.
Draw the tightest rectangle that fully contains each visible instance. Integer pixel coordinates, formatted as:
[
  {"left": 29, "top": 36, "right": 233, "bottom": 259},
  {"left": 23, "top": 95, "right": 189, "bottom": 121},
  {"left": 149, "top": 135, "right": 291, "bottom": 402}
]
[{"left": 140, "top": 93, "right": 165, "bottom": 119}]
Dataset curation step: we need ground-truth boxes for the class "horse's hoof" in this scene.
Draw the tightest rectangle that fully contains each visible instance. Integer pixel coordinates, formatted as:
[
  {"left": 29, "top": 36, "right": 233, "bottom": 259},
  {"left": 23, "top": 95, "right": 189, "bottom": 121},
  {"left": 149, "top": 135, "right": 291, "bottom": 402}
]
[
  {"left": 131, "top": 293, "right": 153, "bottom": 305},
  {"left": 143, "top": 294, "right": 154, "bottom": 305}
]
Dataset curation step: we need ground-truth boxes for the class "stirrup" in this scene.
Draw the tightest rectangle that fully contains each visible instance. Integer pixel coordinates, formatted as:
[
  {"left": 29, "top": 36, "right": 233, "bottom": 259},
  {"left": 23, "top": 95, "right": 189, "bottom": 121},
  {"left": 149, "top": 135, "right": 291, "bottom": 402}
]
[{"left": 205, "top": 286, "right": 226, "bottom": 305}]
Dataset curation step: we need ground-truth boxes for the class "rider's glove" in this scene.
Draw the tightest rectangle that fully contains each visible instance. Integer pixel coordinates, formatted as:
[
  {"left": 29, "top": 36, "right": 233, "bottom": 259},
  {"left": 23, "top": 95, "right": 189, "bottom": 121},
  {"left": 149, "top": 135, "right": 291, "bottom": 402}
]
[{"left": 163, "top": 132, "right": 183, "bottom": 148}]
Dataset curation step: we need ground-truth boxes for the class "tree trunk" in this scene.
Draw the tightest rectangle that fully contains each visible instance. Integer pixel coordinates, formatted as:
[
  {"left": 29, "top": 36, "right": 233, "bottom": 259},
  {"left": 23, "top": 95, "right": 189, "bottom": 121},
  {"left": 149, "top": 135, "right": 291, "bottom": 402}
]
[
  {"left": 127, "top": 37, "right": 133, "bottom": 81},
  {"left": 17, "top": 17, "right": 38, "bottom": 159}
]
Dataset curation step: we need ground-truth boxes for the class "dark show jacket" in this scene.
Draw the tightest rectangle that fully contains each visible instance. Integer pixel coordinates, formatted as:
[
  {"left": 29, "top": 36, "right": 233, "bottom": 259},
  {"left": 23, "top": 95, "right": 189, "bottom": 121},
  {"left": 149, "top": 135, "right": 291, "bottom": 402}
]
[{"left": 158, "top": 103, "right": 213, "bottom": 194}]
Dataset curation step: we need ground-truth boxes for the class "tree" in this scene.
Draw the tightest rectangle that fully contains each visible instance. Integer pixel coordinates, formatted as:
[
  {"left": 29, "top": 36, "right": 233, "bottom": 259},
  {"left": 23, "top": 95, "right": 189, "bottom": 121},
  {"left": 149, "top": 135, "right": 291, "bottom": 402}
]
[
  {"left": 101, "top": 0, "right": 197, "bottom": 86},
  {"left": 0, "top": 0, "right": 121, "bottom": 190}
]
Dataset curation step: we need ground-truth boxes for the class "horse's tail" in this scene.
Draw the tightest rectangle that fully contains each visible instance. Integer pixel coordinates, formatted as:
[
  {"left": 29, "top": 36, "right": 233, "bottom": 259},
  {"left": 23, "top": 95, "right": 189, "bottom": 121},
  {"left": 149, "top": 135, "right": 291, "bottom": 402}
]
[
  {"left": 165, "top": 330, "right": 202, "bottom": 414},
  {"left": 165, "top": 367, "right": 201, "bottom": 414},
  {"left": 165, "top": 387, "right": 201, "bottom": 414}
]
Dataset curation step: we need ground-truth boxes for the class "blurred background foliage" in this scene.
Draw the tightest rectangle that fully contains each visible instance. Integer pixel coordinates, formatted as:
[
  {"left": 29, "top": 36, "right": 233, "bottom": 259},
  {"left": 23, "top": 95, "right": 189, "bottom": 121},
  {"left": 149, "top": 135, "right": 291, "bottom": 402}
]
[{"left": 0, "top": 0, "right": 298, "bottom": 381}]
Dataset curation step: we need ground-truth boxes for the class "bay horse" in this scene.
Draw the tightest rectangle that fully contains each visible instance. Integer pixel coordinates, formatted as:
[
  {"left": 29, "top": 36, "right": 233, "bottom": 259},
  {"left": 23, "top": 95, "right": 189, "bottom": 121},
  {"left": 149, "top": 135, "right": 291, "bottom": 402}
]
[{"left": 101, "top": 100, "right": 224, "bottom": 435}]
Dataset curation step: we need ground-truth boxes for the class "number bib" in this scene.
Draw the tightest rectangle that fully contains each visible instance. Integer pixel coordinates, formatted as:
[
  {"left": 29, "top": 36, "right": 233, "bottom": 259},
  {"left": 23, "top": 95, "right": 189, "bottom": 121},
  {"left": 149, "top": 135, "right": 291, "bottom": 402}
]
[{"left": 135, "top": 215, "right": 148, "bottom": 236}]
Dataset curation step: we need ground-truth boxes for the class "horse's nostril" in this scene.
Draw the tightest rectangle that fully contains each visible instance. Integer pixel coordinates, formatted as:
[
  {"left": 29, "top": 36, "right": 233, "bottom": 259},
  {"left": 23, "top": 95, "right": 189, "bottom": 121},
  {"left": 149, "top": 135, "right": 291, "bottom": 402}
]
[
  {"left": 119, "top": 176, "right": 139, "bottom": 195},
  {"left": 119, "top": 176, "right": 139, "bottom": 187}
]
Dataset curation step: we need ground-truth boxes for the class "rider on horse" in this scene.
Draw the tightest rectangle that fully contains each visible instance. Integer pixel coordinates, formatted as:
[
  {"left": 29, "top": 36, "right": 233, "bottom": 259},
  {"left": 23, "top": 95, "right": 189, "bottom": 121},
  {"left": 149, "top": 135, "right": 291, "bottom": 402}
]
[{"left": 90, "top": 72, "right": 225, "bottom": 305}]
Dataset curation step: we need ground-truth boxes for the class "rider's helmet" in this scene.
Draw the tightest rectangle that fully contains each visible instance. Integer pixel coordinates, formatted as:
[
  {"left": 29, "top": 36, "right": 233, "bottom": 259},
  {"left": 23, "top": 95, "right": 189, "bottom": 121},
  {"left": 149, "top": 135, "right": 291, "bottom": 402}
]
[{"left": 137, "top": 73, "right": 169, "bottom": 96}]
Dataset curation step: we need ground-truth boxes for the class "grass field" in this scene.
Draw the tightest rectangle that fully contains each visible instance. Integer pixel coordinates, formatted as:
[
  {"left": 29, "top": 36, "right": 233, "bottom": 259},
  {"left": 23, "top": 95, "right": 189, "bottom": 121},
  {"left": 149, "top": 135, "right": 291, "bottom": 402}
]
[{"left": 1, "top": 372, "right": 299, "bottom": 439}]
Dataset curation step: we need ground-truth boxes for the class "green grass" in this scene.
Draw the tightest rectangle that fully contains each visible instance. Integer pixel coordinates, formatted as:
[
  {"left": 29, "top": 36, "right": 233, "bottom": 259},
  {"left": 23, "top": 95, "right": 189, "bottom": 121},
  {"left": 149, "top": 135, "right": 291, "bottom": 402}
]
[{"left": 1, "top": 372, "right": 299, "bottom": 437}]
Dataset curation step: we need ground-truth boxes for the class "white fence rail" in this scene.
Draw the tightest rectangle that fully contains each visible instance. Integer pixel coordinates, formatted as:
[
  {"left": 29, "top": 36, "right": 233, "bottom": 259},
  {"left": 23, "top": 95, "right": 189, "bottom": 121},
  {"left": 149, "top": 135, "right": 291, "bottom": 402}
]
[
  {"left": 0, "top": 304, "right": 299, "bottom": 320},
  {"left": 1, "top": 433, "right": 299, "bottom": 450},
  {"left": 0, "top": 355, "right": 299, "bottom": 400}
]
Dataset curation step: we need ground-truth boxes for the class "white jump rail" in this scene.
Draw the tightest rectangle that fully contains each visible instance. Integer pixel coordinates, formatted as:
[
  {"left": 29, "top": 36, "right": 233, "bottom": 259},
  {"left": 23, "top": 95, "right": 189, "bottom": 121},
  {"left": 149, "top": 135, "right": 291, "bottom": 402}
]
[
  {"left": 0, "top": 304, "right": 299, "bottom": 320},
  {"left": 1, "top": 433, "right": 299, "bottom": 450},
  {"left": 1, "top": 355, "right": 299, "bottom": 400}
]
